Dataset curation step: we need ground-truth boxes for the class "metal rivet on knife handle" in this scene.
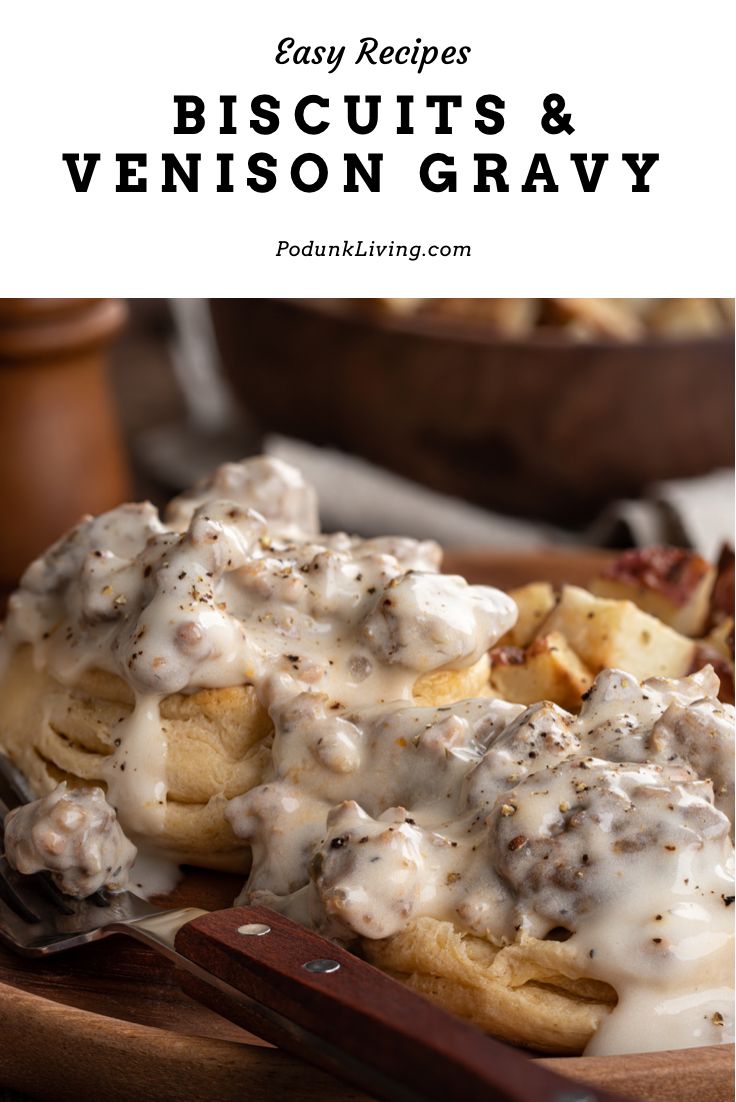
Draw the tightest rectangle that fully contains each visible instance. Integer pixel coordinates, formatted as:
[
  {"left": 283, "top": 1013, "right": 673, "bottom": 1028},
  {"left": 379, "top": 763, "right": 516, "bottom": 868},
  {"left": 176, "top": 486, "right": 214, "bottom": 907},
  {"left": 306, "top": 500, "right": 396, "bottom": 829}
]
[{"left": 303, "top": 958, "right": 341, "bottom": 973}]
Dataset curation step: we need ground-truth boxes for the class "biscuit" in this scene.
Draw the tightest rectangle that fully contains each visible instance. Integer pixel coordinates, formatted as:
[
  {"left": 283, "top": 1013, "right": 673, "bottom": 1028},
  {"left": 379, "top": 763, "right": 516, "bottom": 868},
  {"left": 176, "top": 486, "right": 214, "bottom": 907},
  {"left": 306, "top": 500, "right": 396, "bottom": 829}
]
[
  {"left": 0, "top": 646, "right": 491, "bottom": 870},
  {"left": 363, "top": 917, "right": 616, "bottom": 1054}
]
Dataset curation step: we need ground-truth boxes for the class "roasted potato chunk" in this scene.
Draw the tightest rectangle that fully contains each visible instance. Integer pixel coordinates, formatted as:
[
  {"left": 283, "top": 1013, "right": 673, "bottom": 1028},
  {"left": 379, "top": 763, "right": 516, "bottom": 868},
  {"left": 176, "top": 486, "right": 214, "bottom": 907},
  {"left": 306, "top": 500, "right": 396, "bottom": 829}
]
[
  {"left": 490, "top": 631, "right": 593, "bottom": 711},
  {"left": 497, "top": 582, "right": 556, "bottom": 648},
  {"left": 543, "top": 585, "right": 695, "bottom": 680},
  {"left": 590, "top": 547, "right": 715, "bottom": 637},
  {"left": 703, "top": 617, "right": 735, "bottom": 662}
]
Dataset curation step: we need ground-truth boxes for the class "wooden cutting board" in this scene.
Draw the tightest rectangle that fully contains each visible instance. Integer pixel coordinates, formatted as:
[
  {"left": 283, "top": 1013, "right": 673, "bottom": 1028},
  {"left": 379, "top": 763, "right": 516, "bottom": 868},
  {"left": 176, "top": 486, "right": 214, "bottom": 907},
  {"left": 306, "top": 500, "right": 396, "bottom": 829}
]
[{"left": 0, "top": 550, "right": 733, "bottom": 1102}]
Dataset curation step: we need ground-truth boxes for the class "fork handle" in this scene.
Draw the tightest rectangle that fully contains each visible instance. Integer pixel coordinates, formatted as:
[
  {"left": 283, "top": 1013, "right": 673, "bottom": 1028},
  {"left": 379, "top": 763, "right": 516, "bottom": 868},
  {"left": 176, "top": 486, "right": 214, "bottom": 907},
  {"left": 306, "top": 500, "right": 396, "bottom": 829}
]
[{"left": 174, "top": 905, "right": 620, "bottom": 1102}]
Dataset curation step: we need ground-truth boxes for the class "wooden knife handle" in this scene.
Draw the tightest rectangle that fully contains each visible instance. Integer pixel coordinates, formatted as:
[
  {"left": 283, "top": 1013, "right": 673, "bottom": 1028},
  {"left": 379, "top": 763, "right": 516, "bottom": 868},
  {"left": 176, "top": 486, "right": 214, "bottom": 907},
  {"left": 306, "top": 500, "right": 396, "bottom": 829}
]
[{"left": 174, "top": 905, "right": 623, "bottom": 1102}]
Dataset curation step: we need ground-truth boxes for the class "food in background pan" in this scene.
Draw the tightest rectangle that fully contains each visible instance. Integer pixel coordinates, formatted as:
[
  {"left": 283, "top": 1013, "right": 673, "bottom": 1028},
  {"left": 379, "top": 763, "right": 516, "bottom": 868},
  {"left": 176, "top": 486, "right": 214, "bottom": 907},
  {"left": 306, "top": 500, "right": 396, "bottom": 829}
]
[{"left": 373, "top": 297, "right": 735, "bottom": 340}]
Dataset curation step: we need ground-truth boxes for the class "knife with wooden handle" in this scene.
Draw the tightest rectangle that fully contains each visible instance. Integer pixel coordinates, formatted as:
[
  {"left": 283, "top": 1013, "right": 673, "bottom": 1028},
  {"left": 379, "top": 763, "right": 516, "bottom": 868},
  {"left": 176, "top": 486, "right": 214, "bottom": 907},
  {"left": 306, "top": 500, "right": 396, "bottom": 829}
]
[{"left": 173, "top": 904, "right": 621, "bottom": 1102}]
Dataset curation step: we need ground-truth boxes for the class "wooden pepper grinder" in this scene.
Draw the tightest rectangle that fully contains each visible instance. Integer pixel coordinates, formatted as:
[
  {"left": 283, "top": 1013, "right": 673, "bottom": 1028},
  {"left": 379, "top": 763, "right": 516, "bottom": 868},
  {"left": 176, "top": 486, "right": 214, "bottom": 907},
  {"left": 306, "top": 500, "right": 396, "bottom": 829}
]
[{"left": 0, "top": 299, "right": 132, "bottom": 590}]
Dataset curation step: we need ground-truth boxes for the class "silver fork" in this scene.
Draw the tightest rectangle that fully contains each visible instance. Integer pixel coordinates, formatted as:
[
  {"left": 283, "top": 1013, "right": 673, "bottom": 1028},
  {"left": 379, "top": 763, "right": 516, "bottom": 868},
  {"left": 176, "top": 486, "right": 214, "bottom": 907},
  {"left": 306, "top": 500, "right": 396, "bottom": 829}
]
[
  {"left": 0, "top": 751, "right": 205, "bottom": 956},
  {"left": 0, "top": 752, "right": 618, "bottom": 1102}
]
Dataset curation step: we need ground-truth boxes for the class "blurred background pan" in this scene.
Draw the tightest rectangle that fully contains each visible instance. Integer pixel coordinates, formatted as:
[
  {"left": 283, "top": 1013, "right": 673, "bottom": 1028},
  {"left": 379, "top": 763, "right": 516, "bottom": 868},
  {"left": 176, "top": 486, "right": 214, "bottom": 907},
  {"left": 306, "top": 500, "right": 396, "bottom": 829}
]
[{"left": 210, "top": 298, "right": 734, "bottom": 527}]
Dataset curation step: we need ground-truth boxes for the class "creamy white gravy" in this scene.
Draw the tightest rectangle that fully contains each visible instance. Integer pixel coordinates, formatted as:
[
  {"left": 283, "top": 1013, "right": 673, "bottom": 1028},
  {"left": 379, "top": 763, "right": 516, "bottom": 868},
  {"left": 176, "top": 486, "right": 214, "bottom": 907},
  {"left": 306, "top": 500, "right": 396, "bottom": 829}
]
[{"left": 1, "top": 456, "right": 733, "bottom": 1056}]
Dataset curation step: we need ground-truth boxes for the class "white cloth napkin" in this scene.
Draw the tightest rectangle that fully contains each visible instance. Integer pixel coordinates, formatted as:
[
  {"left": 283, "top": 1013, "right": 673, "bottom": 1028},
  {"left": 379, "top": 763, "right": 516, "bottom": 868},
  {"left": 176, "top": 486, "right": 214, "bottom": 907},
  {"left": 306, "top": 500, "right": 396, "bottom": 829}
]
[
  {"left": 589, "top": 469, "right": 734, "bottom": 560},
  {"left": 268, "top": 437, "right": 733, "bottom": 557},
  {"left": 266, "top": 436, "right": 568, "bottom": 547}
]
